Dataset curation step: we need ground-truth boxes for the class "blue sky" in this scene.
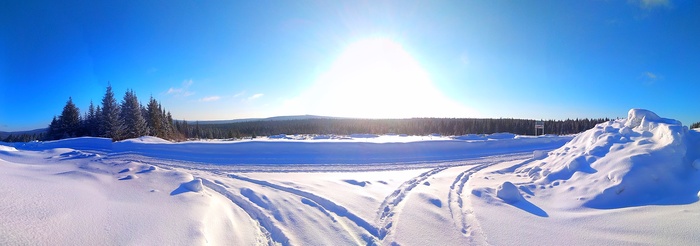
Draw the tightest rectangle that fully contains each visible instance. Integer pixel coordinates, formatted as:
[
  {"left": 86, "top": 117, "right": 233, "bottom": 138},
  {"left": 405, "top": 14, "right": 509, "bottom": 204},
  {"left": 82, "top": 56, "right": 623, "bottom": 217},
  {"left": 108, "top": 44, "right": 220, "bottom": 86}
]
[{"left": 1, "top": 0, "right": 699, "bottom": 131}]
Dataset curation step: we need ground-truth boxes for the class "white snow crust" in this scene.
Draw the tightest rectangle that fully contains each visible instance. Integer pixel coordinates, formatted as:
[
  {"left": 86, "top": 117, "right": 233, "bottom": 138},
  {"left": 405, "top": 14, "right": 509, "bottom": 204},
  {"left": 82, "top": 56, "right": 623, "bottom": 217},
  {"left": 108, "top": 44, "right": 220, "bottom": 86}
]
[{"left": 3, "top": 109, "right": 700, "bottom": 245}]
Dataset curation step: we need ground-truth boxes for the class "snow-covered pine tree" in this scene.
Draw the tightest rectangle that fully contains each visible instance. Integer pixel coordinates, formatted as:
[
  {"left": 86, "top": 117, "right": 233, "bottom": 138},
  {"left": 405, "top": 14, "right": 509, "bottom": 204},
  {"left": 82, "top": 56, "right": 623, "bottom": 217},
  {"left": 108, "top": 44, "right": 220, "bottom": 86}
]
[
  {"left": 101, "top": 83, "right": 124, "bottom": 141},
  {"left": 120, "top": 89, "right": 149, "bottom": 139}
]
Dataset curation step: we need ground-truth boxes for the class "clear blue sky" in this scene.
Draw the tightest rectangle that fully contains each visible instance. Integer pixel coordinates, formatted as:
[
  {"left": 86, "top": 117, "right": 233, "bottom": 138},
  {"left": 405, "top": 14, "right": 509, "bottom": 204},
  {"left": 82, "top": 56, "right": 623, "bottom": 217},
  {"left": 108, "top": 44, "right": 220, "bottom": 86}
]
[{"left": 1, "top": 0, "right": 699, "bottom": 131}]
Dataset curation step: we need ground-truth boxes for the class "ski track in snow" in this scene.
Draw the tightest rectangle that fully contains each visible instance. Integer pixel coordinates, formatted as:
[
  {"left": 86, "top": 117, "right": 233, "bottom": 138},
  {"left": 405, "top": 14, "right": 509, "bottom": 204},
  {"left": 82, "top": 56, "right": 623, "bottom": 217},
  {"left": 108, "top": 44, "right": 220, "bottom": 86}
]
[
  {"left": 376, "top": 166, "right": 449, "bottom": 239},
  {"left": 225, "top": 173, "right": 381, "bottom": 244},
  {"left": 105, "top": 150, "right": 537, "bottom": 244},
  {"left": 446, "top": 154, "right": 533, "bottom": 244},
  {"left": 200, "top": 178, "right": 289, "bottom": 246},
  {"left": 374, "top": 153, "right": 534, "bottom": 243},
  {"left": 90, "top": 149, "right": 539, "bottom": 244}
]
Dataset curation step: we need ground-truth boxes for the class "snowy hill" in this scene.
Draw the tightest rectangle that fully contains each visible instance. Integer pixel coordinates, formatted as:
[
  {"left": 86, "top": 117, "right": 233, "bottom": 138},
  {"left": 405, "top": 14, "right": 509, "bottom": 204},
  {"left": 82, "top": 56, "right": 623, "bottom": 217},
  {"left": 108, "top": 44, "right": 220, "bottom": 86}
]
[{"left": 516, "top": 109, "right": 700, "bottom": 208}]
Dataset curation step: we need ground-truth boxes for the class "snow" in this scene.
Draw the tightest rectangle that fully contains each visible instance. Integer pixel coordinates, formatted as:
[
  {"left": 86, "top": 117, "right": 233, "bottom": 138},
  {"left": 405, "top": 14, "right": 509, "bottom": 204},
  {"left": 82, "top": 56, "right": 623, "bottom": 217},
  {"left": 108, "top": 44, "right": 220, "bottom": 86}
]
[
  {"left": 516, "top": 108, "right": 695, "bottom": 209},
  {"left": 0, "top": 145, "right": 17, "bottom": 152},
  {"left": 3, "top": 109, "right": 700, "bottom": 245},
  {"left": 496, "top": 181, "right": 522, "bottom": 203}
]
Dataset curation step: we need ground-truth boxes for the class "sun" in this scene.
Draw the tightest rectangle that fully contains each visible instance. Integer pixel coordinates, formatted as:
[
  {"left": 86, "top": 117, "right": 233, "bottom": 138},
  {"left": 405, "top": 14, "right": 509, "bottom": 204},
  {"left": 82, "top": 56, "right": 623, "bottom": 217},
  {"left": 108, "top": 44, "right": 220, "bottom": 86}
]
[{"left": 285, "top": 37, "right": 474, "bottom": 119}]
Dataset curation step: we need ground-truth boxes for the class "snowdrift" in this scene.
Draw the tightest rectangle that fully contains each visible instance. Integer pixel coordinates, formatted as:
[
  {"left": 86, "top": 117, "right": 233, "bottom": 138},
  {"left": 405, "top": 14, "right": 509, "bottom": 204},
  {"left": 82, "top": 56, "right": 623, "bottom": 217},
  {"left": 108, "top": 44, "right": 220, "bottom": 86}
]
[{"left": 519, "top": 109, "right": 700, "bottom": 208}]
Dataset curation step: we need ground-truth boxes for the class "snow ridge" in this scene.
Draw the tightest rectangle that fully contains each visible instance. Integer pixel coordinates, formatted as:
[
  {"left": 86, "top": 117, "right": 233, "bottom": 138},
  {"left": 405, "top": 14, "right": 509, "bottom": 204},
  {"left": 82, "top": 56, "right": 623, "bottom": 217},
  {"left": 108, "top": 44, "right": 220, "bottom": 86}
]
[{"left": 520, "top": 109, "right": 698, "bottom": 208}]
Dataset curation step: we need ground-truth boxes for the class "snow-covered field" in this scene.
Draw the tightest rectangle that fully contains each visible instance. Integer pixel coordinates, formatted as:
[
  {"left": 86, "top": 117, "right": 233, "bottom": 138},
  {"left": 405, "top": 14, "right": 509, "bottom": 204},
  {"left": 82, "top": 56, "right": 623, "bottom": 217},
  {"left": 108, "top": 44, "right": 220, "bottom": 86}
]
[{"left": 2, "top": 109, "right": 700, "bottom": 245}]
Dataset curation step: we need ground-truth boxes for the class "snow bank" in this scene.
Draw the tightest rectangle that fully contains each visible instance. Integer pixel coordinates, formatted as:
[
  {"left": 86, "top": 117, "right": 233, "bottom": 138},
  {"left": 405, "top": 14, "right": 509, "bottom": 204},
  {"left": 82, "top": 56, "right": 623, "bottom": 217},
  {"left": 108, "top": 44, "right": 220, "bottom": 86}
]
[
  {"left": 519, "top": 109, "right": 696, "bottom": 208},
  {"left": 183, "top": 178, "right": 204, "bottom": 192},
  {"left": 0, "top": 145, "right": 18, "bottom": 152},
  {"left": 119, "top": 136, "right": 171, "bottom": 143}
]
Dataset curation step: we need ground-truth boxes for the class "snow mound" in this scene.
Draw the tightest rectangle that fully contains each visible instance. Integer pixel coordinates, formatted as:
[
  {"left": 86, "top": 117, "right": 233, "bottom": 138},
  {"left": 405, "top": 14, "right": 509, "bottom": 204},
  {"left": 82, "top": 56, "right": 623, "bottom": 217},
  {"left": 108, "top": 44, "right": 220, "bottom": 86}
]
[
  {"left": 496, "top": 181, "right": 522, "bottom": 203},
  {"left": 0, "top": 145, "right": 18, "bottom": 152},
  {"left": 120, "top": 136, "right": 171, "bottom": 143},
  {"left": 183, "top": 178, "right": 203, "bottom": 192},
  {"left": 519, "top": 109, "right": 696, "bottom": 208}
]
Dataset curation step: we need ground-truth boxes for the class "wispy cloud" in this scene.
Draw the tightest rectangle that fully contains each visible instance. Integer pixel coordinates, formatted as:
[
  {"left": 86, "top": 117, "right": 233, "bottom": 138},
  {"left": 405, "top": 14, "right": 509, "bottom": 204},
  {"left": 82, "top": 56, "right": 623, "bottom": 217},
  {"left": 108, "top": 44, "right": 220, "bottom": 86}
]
[
  {"left": 233, "top": 91, "right": 246, "bottom": 98},
  {"left": 199, "top": 96, "right": 221, "bottom": 102},
  {"left": 641, "top": 71, "right": 662, "bottom": 85},
  {"left": 629, "top": 0, "right": 671, "bottom": 10},
  {"left": 166, "top": 79, "right": 195, "bottom": 97},
  {"left": 644, "top": 72, "right": 657, "bottom": 80},
  {"left": 247, "top": 93, "right": 264, "bottom": 100}
]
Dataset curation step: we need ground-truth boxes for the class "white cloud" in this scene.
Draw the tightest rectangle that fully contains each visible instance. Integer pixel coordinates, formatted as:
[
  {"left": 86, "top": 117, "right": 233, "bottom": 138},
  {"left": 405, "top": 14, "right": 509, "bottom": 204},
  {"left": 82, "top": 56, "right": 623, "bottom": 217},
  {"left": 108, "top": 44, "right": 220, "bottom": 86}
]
[
  {"left": 233, "top": 91, "right": 246, "bottom": 98},
  {"left": 641, "top": 71, "right": 661, "bottom": 85},
  {"left": 165, "top": 79, "right": 195, "bottom": 97},
  {"left": 644, "top": 72, "right": 657, "bottom": 80},
  {"left": 247, "top": 93, "right": 264, "bottom": 100},
  {"left": 630, "top": 0, "right": 671, "bottom": 9},
  {"left": 199, "top": 96, "right": 221, "bottom": 102}
]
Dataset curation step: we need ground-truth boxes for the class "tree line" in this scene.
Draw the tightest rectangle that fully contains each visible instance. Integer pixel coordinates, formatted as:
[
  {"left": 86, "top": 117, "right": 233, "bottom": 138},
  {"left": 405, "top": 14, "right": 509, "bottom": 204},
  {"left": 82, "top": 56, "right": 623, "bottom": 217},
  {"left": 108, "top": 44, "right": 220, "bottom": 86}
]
[
  {"left": 173, "top": 117, "right": 611, "bottom": 140},
  {"left": 691, "top": 122, "right": 700, "bottom": 129},
  {"left": 45, "top": 84, "right": 178, "bottom": 141}
]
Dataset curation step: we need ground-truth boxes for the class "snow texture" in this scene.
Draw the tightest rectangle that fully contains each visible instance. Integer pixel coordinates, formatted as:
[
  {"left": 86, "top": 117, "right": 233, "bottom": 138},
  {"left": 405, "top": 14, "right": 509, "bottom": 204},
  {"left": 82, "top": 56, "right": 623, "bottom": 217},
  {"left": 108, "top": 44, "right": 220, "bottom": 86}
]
[
  {"left": 4, "top": 109, "right": 700, "bottom": 245},
  {"left": 519, "top": 108, "right": 698, "bottom": 208},
  {"left": 496, "top": 181, "right": 522, "bottom": 203}
]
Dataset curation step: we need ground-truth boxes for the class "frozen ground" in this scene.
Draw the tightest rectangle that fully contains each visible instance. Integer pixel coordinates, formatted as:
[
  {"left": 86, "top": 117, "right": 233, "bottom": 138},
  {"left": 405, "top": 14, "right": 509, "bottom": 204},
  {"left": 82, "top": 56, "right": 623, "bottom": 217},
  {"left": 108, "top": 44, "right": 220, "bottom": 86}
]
[{"left": 2, "top": 110, "right": 700, "bottom": 245}]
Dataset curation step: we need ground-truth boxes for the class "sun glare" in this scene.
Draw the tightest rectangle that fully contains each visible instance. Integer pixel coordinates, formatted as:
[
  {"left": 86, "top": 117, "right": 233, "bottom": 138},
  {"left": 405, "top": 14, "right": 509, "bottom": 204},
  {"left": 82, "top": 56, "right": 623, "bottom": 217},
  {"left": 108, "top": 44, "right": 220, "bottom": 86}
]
[{"left": 286, "top": 38, "right": 474, "bottom": 118}]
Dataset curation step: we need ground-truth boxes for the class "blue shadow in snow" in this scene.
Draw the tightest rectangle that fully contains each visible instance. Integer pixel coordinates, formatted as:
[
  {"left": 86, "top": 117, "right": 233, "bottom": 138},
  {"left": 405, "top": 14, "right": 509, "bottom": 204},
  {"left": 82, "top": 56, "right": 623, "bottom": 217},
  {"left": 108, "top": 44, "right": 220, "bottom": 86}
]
[
  {"left": 507, "top": 199, "right": 548, "bottom": 217},
  {"left": 170, "top": 183, "right": 192, "bottom": 196}
]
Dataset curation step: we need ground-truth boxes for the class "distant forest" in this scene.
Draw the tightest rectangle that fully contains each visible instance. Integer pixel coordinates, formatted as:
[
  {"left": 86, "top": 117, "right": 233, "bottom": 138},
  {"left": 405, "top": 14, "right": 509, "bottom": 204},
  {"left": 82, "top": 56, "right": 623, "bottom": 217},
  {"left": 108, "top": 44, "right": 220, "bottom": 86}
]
[
  {"left": 177, "top": 117, "right": 611, "bottom": 140},
  {"left": 2, "top": 84, "right": 621, "bottom": 142}
]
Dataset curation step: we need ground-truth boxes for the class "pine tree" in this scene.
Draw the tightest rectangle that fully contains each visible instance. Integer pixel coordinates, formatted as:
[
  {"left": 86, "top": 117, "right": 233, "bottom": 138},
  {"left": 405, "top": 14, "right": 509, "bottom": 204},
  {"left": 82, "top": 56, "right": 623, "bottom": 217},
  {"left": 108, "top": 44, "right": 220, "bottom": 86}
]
[
  {"left": 166, "top": 111, "right": 175, "bottom": 139},
  {"left": 101, "top": 83, "right": 124, "bottom": 141},
  {"left": 120, "top": 89, "right": 149, "bottom": 139},
  {"left": 86, "top": 101, "right": 97, "bottom": 136},
  {"left": 95, "top": 105, "right": 103, "bottom": 136},
  {"left": 146, "top": 96, "right": 164, "bottom": 138},
  {"left": 46, "top": 116, "right": 61, "bottom": 140},
  {"left": 59, "top": 97, "right": 81, "bottom": 138}
]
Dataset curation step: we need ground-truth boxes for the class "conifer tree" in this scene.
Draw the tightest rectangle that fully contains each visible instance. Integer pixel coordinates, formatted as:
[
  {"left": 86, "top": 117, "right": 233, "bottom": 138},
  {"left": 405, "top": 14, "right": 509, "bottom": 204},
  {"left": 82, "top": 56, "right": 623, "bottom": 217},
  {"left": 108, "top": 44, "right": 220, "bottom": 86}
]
[
  {"left": 101, "top": 83, "right": 123, "bottom": 141},
  {"left": 120, "top": 89, "right": 149, "bottom": 139},
  {"left": 146, "top": 96, "right": 164, "bottom": 138},
  {"left": 85, "top": 101, "right": 98, "bottom": 136},
  {"left": 59, "top": 97, "right": 81, "bottom": 138},
  {"left": 47, "top": 116, "right": 61, "bottom": 140}
]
